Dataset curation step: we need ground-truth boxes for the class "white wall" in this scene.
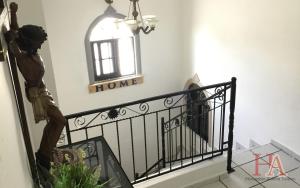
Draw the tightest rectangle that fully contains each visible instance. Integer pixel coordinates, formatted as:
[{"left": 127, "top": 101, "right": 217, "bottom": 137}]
[
  {"left": 0, "top": 10, "right": 33, "bottom": 187},
  {"left": 40, "top": 0, "right": 184, "bottom": 115},
  {"left": 182, "top": 0, "right": 300, "bottom": 154}
]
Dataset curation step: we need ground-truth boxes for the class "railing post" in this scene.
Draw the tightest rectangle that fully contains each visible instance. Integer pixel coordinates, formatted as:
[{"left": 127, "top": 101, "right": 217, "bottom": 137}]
[
  {"left": 65, "top": 119, "right": 72, "bottom": 145},
  {"left": 180, "top": 116, "right": 183, "bottom": 166},
  {"left": 227, "top": 77, "right": 236, "bottom": 173},
  {"left": 161, "top": 117, "right": 166, "bottom": 168}
]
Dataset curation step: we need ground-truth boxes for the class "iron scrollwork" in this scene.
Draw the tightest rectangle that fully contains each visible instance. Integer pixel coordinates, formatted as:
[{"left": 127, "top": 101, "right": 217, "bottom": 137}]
[
  {"left": 164, "top": 94, "right": 185, "bottom": 108},
  {"left": 164, "top": 97, "right": 174, "bottom": 108},
  {"left": 100, "top": 103, "right": 150, "bottom": 121},
  {"left": 118, "top": 107, "right": 127, "bottom": 116},
  {"left": 164, "top": 123, "right": 170, "bottom": 131},
  {"left": 100, "top": 109, "right": 122, "bottom": 120},
  {"left": 215, "top": 86, "right": 225, "bottom": 101},
  {"left": 100, "top": 112, "right": 109, "bottom": 120},
  {"left": 119, "top": 102, "right": 150, "bottom": 116},
  {"left": 74, "top": 116, "right": 86, "bottom": 128},
  {"left": 139, "top": 102, "right": 150, "bottom": 114},
  {"left": 164, "top": 118, "right": 181, "bottom": 132}
]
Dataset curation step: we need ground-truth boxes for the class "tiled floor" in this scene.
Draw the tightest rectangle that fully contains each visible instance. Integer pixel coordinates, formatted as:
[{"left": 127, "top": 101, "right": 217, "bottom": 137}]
[{"left": 199, "top": 143, "right": 300, "bottom": 188}]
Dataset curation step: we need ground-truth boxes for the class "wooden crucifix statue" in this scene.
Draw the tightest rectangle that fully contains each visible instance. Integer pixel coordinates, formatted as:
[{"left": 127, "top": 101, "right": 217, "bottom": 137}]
[{"left": 6, "top": 2, "right": 66, "bottom": 182}]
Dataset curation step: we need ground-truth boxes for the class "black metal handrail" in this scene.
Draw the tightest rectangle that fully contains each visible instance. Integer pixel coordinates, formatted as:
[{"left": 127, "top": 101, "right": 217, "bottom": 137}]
[{"left": 63, "top": 78, "right": 236, "bottom": 184}]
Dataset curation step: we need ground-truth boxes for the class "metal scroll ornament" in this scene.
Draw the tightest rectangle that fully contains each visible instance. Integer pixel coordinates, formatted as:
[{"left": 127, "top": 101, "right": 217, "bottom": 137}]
[
  {"left": 164, "top": 95, "right": 185, "bottom": 108},
  {"left": 215, "top": 86, "right": 224, "bottom": 101},
  {"left": 164, "top": 97, "right": 174, "bottom": 108},
  {"left": 164, "top": 118, "right": 181, "bottom": 132},
  {"left": 120, "top": 102, "right": 150, "bottom": 116},
  {"left": 139, "top": 102, "right": 150, "bottom": 114},
  {"left": 74, "top": 116, "right": 86, "bottom": 128},
  {"left": 118, "top": 107, "right": 127, "bottom": 116}
]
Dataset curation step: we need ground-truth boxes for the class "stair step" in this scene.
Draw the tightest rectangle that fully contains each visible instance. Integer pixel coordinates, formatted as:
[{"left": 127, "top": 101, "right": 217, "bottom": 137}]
[{"left": 249, "top": 139, "right": 260, "bottom": 149}]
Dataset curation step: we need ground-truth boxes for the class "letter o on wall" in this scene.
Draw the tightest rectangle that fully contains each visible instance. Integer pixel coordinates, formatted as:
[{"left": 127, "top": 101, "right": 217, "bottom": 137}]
[{"left": 108, "top": 82, "right": 117, "bottom": 89}]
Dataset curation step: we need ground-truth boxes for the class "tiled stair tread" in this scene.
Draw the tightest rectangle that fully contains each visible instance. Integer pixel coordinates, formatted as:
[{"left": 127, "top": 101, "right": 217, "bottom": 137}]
[
  {"left": 198, "top": 143, "right": 300, "bottom": 188},
  {"left": 240, "top": 160, "right": 274, "bottom": 183},
  {"left": 199, "top": 181, "right": 226, "bottom": 188},
  {"left": 251, "top": 144, "right": 280, "bottom": 157},
  {"left": 232, "top": 150, "right": 255, "bottom": 165},
  {"left": 251, "top": 185, "right": 264, "bottom": 188},
  {"left": 220, "top": 167, "right": 260, "bottom": 187},
  {"left": 198, "top": 180, "right": 264, "bottom": 188},
  {"left": 233, "top": 144, "right": 280, "bottom": 166},
  {"left": 262, "top": 177, "right": 300, "bottom": 188},
  {"left": 288, "top": 167, "right": 300, "bottom": 185},
  {"left": 262, "top": 151, "right": 300, "bottom": 172}
]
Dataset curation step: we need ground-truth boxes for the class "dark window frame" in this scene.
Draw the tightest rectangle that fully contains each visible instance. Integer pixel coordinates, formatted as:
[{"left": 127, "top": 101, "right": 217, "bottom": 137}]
[
  {"left": 90, "top": 37, "right": 137, "bottom": 81},
  {"left": 91, "top": 39, "right": 120, "bottom": 81}
]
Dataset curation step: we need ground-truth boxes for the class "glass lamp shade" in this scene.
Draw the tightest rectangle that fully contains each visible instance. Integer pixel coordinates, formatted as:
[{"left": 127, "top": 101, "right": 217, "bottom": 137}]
[
  {"left": 142, "top": 15, "right": 158, "bottom": 28},
  {"left": 124, "top": 19, "right": 140, "bottom": 31},
  {"left": 114, "top": 19, "right": 124, "bottom": 29}
]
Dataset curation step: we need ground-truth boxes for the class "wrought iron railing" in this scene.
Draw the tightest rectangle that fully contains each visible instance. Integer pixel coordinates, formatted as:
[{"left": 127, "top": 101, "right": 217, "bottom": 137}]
[{"left": 63, "top": 77, "right": 236, "bottom": 184}]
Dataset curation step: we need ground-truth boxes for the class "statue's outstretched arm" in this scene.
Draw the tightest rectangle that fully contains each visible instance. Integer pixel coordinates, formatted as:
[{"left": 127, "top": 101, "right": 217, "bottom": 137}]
[
  {"left": 6, "top": 3, "right": 23, "bottom": 59},
  {"left": 10, "top": 2, "right": 19, "bottom": 31}
]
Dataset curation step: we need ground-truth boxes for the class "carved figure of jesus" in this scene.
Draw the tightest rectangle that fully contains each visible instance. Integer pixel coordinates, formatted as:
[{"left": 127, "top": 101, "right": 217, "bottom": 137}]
[{"left": 6, "top": 3, "right": 66, "bottom": 172}]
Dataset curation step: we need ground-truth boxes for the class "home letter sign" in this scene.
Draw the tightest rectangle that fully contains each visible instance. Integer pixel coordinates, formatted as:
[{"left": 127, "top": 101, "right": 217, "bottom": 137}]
[{"left": 89, "top": 75, "right": 143, "bottom": 93}]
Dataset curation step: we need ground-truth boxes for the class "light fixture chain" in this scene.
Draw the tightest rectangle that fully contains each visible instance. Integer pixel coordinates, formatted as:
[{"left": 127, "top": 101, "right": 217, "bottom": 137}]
[
  {"left": 127, "top": 1, "right": 132, "bottom": 19},
  {"left": 137, "top": 1, "right": 145, "bottom": 27},
  {"left": 124, "top": 0, "right": 157, "bottom": 35},
  {"left": 105, "top": 0, "right": 113, "bottom": 4}
]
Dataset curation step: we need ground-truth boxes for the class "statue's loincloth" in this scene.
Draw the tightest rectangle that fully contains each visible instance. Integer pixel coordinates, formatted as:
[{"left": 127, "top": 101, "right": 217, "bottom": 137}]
[{"left": 26, "top": 86, "right": 56, "bottom": 123}]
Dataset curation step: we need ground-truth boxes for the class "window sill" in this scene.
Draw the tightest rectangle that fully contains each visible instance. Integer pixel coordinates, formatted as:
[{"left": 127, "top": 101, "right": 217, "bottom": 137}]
[{"left": 88, "top": 75, "right": 144, "bottom": 93}]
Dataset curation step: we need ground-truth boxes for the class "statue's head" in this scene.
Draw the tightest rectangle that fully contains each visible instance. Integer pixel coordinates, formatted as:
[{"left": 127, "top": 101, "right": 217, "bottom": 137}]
[{"left": 17, "top": 25, "right": 48, "bottom": 55}]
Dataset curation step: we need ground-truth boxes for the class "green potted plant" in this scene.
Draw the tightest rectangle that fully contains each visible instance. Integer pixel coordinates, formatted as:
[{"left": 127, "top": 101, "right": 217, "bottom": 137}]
[{"left": 51, "top": 149, "right": 106, "bottom": 188}]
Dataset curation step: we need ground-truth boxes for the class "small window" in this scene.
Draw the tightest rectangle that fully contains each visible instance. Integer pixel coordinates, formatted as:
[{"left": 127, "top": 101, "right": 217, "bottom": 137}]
[
  {"left": 85, "top": 6, "right": 141, "bottom": 83},
  {"left": 91, "top": 40, "right": 119, "bottom": 80}
]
